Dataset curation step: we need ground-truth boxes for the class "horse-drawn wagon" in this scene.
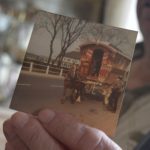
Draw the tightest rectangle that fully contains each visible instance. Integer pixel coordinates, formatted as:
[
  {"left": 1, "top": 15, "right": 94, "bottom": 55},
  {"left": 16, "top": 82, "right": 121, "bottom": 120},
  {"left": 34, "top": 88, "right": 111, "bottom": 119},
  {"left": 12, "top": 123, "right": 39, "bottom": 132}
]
[{"left": 62, "top": 42, "right": 130, "bottom": 110}]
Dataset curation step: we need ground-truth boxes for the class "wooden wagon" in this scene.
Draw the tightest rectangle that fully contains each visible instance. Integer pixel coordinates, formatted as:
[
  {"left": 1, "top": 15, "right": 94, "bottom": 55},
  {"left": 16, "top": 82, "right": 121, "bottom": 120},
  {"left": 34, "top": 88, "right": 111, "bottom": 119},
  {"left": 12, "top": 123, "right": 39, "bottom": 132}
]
[{"left": 77, "top": 42, "right": 131, "bottom": 100}]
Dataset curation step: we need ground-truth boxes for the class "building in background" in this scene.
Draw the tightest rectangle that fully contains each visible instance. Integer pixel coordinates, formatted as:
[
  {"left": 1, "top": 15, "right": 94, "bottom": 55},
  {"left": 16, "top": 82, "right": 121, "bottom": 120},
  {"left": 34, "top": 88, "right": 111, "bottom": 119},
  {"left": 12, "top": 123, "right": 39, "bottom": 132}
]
[{"left": 61, "top": 51, "right": 80, "bottom": 69}]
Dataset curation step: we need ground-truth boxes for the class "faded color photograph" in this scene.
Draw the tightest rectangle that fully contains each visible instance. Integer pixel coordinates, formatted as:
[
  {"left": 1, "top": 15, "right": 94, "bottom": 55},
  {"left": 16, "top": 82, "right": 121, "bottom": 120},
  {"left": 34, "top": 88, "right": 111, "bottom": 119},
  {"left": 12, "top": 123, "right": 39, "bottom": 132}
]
[{"left": 10, "top": 10, "right": 137, "bottom": 136}]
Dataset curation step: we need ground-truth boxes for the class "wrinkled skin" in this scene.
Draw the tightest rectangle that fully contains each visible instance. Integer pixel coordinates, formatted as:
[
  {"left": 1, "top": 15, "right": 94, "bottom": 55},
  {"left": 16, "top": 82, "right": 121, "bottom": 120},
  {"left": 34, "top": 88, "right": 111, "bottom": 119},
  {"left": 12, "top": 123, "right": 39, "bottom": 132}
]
[{"left": 3, "top": 109, "right": 121, "bottom": 150}]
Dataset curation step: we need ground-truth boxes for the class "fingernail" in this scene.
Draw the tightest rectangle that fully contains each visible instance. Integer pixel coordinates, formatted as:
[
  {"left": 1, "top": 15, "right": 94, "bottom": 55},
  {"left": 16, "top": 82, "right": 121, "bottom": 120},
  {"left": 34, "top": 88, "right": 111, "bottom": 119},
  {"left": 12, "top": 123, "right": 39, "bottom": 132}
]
[
  {"left": 5, "top": 142, "right": 11, "bottom": 150},
  {"left": 38, "top": 109, "right": 55, "bottom": 123},
  {"left": 3, "top": 128, "right": 16, "bottom": 141},
  {"left": 12, "top": 112, "right": 29, "bottom": 129},
  {"left": 3, "top": 120, "right": 16, "bottom": 141}
]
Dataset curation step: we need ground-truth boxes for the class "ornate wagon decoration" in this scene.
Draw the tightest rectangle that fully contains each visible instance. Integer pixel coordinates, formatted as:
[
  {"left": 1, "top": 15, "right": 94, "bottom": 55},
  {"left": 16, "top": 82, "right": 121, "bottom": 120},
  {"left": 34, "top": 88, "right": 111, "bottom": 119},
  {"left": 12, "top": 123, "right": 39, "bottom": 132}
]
[{"left": 79, "top": 42, "right": 131, "bottom": 96}]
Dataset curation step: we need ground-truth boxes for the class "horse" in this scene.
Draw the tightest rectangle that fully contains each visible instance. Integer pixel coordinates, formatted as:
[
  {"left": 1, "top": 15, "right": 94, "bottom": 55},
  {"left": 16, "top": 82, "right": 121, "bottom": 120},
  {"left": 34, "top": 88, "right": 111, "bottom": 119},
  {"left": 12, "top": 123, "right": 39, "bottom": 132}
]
[{"left": 61, "top": 64, "right": 85, "bottom": 104}]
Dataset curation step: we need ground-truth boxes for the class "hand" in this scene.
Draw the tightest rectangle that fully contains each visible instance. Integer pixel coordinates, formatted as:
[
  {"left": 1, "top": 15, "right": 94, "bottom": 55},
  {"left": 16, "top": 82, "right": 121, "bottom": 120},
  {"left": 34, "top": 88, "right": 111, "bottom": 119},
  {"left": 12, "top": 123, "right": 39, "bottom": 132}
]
[{"left": 3, "top": 109, "right": 122, "bottom": 150}]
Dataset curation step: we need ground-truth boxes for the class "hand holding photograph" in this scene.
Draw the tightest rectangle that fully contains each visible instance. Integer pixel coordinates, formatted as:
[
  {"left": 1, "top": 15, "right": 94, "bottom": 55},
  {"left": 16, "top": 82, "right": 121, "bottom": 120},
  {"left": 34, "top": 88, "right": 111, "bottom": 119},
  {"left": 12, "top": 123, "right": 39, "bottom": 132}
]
[{"left": 10, "top": 10, "right": 137, "bottom": 136}]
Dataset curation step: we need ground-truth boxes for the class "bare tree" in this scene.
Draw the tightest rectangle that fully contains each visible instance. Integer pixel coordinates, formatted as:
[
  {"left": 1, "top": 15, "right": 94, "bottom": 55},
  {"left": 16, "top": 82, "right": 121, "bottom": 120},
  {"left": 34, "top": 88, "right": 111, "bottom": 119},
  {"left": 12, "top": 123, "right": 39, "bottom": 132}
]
[
  {"left": 80, "top": 23, "right": 106, "bottom": 43},
  {"left": 80, "top": 23, "right": 133, "bottom": 57},
  {"left": 35, "top": 11, "right": 63, "bottom": 65},
  {"left": 53, "top": 17, "right": 87, "bottom": 66},
  {"left": 104, "top": 28, "right": 132, "bottom": 47}
]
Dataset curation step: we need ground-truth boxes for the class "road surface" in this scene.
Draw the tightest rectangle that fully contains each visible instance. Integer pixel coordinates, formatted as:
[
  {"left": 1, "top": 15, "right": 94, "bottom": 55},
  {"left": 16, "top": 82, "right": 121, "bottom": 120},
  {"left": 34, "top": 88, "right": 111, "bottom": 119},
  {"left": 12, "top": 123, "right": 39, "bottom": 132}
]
[{"left": 10, "top": 71, "right": 122, "bottom": 137}]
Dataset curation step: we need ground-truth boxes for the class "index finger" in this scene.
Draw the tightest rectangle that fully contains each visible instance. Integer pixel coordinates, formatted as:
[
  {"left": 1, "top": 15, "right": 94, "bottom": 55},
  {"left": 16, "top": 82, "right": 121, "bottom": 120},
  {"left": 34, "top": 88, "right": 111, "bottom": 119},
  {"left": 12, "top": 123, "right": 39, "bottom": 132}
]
[
  {"left": 38, "top": 109, "right": 121, "bottom": 150},
  {"left": 11, "top": 112, "right": 65, "bottom": 150}
]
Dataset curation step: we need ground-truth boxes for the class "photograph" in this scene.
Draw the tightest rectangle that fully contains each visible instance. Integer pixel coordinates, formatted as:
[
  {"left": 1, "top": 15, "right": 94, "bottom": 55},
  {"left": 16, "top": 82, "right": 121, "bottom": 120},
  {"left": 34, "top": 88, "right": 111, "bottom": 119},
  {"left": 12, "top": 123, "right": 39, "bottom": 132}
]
[{"left": 10, "top": 10, "right": 137, "bottom": 136}]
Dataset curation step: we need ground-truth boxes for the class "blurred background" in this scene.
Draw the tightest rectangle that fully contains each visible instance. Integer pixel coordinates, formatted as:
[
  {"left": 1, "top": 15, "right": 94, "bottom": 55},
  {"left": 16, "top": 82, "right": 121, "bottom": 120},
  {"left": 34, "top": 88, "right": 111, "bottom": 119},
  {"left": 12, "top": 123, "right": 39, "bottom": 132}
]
[{"left": 0, "top": 0, "right": 142, "bottom": 149}]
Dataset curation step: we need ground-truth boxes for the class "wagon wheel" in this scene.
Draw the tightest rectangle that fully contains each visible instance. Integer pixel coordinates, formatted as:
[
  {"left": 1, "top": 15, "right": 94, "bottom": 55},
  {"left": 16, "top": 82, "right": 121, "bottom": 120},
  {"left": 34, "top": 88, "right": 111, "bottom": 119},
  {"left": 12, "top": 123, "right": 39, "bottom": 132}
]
[
  {"left": 72, "top": 89, "right": 78, "bottom": 103},
  {"left": 84, "top": 84, "right": 91, "bottom": 94}
]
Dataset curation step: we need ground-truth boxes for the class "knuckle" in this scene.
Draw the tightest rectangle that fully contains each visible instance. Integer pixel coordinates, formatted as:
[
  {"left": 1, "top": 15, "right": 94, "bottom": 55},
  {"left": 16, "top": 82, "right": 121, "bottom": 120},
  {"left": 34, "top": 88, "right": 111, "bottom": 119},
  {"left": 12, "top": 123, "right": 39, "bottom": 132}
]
[
  {"left": 93, "top": 137, "right": 104, "bottom": 150},
  {"left": 28, "top": 131, "right": 40, "bottom": 147}
]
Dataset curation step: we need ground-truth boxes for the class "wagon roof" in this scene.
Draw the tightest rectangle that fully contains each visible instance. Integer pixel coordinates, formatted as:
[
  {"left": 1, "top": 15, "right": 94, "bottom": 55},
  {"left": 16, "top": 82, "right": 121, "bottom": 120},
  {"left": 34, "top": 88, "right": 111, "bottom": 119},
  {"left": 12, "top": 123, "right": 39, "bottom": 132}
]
[{"left": 80, "top": 42, "right": 131, "bottom": 60}]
